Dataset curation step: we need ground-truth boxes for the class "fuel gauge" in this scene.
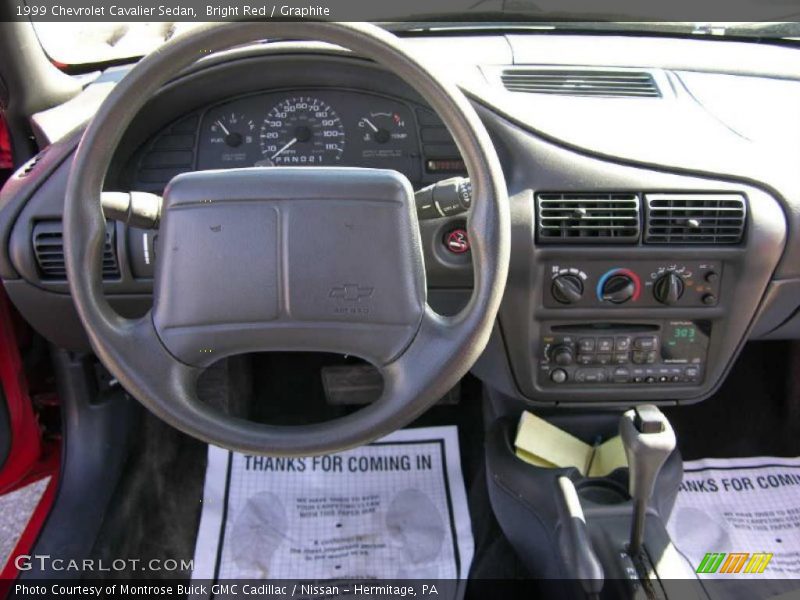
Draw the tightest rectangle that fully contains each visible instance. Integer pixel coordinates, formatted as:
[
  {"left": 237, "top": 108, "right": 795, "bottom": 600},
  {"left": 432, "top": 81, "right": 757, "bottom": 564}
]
[
  {"left": 199, "top": 110, "right": 259, "bottom": 168},
  {"left": 210, "top": 112, "right": 255, "bottom": 148}
]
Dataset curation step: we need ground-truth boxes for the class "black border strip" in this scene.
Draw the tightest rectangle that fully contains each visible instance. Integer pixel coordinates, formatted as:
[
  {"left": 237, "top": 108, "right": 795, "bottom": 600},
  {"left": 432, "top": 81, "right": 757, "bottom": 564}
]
[
  {"left": 684, "top": 463, "right": 800, "bottom": 473},
  {"left": 211, "top": 451, "right": 234, "bottom": 586}
]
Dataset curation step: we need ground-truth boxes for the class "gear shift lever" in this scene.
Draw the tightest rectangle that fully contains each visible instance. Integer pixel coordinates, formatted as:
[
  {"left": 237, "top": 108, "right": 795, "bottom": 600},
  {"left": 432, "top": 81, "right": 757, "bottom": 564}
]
[{"left": 619, "top": 405, "right": 676, "bottom": 556}]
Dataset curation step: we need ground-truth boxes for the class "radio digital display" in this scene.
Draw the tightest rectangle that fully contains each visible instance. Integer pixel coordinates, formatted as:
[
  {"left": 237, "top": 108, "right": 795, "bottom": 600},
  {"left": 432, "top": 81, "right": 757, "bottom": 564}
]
[{"left": 662, "top": 321, "right": 710, "bottom": 364}]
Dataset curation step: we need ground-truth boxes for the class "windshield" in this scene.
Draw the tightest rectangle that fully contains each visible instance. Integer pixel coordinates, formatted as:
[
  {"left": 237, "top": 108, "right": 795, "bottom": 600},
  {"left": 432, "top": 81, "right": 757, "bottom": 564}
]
[{"left": 32, "top": 21, "right": 800, "bottom": 67}]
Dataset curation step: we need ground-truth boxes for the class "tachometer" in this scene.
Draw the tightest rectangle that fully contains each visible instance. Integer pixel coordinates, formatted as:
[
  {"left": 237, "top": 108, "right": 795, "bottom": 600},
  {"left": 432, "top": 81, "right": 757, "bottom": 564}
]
[{"left": 258, "top": 96, "right": 345, "bottom": 165}]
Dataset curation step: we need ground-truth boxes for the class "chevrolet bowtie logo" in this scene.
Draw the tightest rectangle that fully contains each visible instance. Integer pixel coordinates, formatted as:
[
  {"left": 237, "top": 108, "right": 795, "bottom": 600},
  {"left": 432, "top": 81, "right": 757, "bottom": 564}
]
[{"left": 329, "top": 284, "right": 374, "bottom": 302}]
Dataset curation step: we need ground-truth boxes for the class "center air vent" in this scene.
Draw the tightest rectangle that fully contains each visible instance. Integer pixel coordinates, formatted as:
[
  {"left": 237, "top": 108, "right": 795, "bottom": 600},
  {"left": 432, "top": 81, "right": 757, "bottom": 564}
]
[
  {"left": 33, "top": 221, "right": 120, "bottom": 280},
  {"left": 645, "top": 194, "right": 746, "bottom": 244},
  {"left": 501, "top": 68, "right": 661, "bottom": 98},
  {"left": 537, "top": 193, "right": 640, "bottom": 243}
]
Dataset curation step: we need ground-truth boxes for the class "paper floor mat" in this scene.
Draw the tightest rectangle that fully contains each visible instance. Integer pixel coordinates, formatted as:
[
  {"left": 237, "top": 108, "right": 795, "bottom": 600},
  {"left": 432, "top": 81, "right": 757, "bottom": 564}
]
[
  {"left": 192, "top": 426, "right": 472, "bottom": 585},
  {"left": 667, "top": 456, "right": 800, "bottom": 587}
]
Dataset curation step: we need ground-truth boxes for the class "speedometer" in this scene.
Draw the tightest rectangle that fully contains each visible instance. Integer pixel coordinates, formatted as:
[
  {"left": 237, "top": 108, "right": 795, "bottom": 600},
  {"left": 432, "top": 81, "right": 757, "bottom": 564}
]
[{"left": 258, "top": 96, "right": 345, "bottom": 165}]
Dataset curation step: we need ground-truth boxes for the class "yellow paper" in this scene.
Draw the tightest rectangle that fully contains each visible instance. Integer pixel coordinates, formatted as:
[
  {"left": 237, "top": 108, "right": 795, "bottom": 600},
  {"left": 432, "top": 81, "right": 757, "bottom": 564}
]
[
  {"left": 587, "top": 435, "right": 627, "bottom": 477},
  {"left": 514, "top": 411, "right": 627, "bottom": 477}
]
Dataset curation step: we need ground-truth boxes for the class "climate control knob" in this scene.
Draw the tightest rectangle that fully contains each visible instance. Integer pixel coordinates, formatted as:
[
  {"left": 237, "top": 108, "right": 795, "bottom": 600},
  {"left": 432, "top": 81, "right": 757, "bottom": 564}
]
[
  {"left": 653, "top": 272, "right": 685, "bottom": 305},
  {"left": 601, "top": 274, "right": 637, "bottom": 304},
  {"left": 551, "top": 274, "right": 584, "bottom": 305}
]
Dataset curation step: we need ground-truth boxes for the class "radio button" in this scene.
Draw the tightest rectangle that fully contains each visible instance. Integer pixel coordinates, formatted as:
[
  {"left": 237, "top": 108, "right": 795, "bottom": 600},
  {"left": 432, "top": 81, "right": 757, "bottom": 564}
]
[
  {"left": 615, "top": 337, "right": 632, "bottom": 351},
  {"left": 597, "top": 338, "right": 614, "bottom": 352},
  {"left": 685, "top": 366, "right": 701, "bottom": 382},
  {"left": 550, "top": 369, "right": 568, "bottom": 384},
  {"left": 575, "top": 368, "right": 607, "bottom": 383},
  {"left": 633, "top": 350, "right": 658, "bottom": 364},
  {"left": 578, "top": 338, "right": 596, "bottom": 353},
  {"left": 612, "top": 367, "right": 631, "bottom": 383},
  {"left": 613, "top": 353, "right": 629, "bottom": 365},
  {"left": 577, "top": 354, "right": 594, "bottom": 366},
  {"left": 634, "top": 336, "right": 658, "bottom": 350},
  {"left": 595, "top": 354, "right": 612, "bottom": 365}
]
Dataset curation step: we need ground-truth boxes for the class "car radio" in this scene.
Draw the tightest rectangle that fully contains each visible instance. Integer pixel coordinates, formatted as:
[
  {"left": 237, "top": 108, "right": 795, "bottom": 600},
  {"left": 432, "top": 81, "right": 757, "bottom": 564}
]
[{"left": 537, "top": 321, "right": 710, "bottom": 387}]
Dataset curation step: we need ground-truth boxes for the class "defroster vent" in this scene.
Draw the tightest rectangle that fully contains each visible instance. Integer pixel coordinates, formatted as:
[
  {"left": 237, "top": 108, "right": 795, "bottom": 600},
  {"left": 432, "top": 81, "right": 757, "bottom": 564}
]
[
  {"left": 645, "top": 194, "right": 746, "bottom": 244},
  {"left": 500, "top": 68, "right": 661, "bottom": 98},
  {"left": 536, "top": 193, "right": 640, "bottom": 243},
  {"left": 33, "top": 221, "right": 120, "bottom": 280}
]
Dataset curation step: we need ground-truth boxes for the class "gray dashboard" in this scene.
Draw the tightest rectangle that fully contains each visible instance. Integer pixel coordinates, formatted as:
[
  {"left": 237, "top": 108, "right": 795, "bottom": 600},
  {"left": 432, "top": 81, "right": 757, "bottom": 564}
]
[{"left": 1, "top": 33, "right": 799, "bottom": 408}]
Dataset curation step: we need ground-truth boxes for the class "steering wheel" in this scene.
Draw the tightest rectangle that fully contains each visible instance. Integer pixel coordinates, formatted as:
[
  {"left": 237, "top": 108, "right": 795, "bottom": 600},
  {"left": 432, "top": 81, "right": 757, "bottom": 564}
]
[{"left": 64, "top": 22, "right": 509, "bottom": 456}]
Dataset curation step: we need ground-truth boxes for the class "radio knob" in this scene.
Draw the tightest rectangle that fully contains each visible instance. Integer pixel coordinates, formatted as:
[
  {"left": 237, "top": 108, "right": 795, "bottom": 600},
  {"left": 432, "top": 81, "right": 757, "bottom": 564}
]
[
  {"left": 601, "top": 274, "right": 636, "bottom": 304},
  {"left": 551, "top": 274, "right": 584, "bottom": 304},
  {"left": 550, "top": 345, "right": 575, "bottom": 366},
  {"left": 653, "top": 272, "right": 685, "bottom": 305}
]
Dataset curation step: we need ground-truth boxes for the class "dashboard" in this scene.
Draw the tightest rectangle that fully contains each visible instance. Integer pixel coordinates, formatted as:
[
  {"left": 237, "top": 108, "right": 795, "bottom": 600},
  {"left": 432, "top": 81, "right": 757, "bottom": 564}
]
[{"left": 2, "top": 34, "right": 800, "bottom": 410}]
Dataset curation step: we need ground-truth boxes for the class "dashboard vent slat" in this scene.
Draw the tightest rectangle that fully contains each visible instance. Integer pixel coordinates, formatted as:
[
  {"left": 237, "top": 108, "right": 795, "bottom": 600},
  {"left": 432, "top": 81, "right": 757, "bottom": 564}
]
[
  {"left": 644, "top": 194, "right": 746, "bottom": 244},
  {"left": 501, "top": 69, "right": 661, "bottom": 98},
  {"left": 33, "top": 221, "right": 120, "bottom": 280},
  {"left": 536, "top": 193, "right": 640, "bottom": 244}
]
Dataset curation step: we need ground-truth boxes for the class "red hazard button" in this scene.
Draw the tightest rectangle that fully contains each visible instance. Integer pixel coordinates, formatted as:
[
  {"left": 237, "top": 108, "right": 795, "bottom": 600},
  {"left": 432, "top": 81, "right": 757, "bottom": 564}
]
[{"left": 444, "top": 228, "right": 470, "bottom": 254}]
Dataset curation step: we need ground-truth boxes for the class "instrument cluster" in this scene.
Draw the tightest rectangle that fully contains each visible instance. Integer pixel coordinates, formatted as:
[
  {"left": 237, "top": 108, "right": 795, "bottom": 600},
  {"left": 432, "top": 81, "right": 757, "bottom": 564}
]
[{"left": 197, "top": 89, "right": 422, "bottom": 182}]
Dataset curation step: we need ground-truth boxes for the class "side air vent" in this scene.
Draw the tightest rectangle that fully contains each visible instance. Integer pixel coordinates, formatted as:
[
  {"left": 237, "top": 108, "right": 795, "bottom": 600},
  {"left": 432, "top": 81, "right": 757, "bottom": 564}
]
[
  {"left": 537, "top": 193, "right": 640, "bottom": 243},
  {"left": 501, "top": 68, "right": 661, "bottom": 98},
  {"left": 645, "top": 194, "right": 746, "bottom": 244},
  {"left": 33, "top": 221, "right": 120, "bottom": 280}
]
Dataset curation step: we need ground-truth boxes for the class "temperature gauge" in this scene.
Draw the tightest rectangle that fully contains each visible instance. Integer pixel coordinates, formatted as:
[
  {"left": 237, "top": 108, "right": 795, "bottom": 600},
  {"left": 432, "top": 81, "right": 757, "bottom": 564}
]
[{"left": 358, "top": 111, "right": 408, "bottom": 158}]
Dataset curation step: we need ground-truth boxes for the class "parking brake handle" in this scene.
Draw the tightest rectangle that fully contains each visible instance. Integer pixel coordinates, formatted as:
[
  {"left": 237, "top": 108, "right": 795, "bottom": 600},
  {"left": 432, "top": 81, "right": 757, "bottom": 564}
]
[{"left": 619, "top": 405, "right": 676, "bottom": 557}]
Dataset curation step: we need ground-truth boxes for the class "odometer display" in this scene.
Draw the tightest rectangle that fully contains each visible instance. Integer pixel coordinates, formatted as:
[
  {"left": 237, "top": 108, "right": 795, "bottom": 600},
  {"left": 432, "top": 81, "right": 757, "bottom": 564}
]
[{"left": 259, "top": 96, "right": 345, "bottom": 165}]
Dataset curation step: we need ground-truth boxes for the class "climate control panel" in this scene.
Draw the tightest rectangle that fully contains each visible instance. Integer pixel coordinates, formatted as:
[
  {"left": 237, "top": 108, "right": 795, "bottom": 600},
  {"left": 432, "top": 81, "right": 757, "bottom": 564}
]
[
  {"left": 545, "top": 261, "right": 721, "bottom": 308},
  {"left": 538, "top": 321, "right": 710, "bottom": 388}
]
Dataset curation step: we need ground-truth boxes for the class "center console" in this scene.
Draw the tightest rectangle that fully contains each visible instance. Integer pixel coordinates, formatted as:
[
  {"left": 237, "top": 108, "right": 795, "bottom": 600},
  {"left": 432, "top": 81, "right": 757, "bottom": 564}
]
[{"left": 459, "top": 113, "right": 791, "bottom": 409}]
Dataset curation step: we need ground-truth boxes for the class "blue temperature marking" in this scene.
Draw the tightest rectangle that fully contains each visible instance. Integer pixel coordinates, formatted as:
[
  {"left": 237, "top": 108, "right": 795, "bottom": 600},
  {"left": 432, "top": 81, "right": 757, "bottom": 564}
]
[{"left": 596, "top": 268, "right": 623, "bottom": 301}]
